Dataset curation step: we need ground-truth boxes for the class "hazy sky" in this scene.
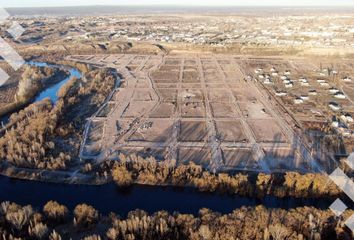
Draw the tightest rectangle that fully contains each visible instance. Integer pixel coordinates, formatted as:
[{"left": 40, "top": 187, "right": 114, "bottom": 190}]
[{"left": 2, "top": 0, "right": 354, "bottom": 8}]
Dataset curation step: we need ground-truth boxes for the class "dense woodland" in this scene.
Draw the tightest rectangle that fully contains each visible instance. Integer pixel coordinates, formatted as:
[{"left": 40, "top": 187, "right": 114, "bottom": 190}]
[
  {"left": 0, "top": 64, "right": 116, "bottom": 170},
  {"left": 0, "top": 200, "right": 353, "bottom": 240}
]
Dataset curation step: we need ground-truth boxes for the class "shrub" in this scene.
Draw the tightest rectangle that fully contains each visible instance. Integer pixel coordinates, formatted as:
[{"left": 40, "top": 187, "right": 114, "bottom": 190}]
[
  {"left": 43, "top": 201, "right": 68, "bottom": 222},
  {"left": 74, "top": 204, "right": 99, "bottom": 228}
]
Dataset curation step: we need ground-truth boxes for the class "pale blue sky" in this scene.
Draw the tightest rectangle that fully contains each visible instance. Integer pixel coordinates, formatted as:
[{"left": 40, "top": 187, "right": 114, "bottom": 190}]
[{"left": 1, "top": 0, "right": 354, "bottom": 8}]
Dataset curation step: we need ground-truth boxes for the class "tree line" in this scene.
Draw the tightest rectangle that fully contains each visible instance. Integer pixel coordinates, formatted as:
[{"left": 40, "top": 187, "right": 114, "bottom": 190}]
[{"left": 0, "top": 200, "right": 353, "bottom": 240}]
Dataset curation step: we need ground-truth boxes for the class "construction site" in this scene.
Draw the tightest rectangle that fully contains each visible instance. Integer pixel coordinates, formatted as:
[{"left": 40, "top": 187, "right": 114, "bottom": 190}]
[{"left": 67, "top": 54, "right": 354, "bottom": 173}]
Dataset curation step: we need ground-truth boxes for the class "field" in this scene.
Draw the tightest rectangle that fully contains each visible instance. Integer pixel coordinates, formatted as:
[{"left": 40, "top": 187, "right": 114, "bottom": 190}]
[{"left": 69, "top": 54, "right": 353, "bottom": 173}]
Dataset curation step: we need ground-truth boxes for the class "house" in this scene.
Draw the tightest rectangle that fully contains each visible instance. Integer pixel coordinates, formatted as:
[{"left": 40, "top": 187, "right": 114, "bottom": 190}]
[
  {"left": 285, "top": 83, "right": 293, "bottom": 88},
  {"left": 301, "top": 81, "right": 310, "bottom": 87},
  {"left": 331, "top": 120, "right": 339, "bottom": 128},
  {"left": 263, "top": 78, "right": 273, "bottom": 84},
  {"left": 300, "top": 95, "right": 309, "bottom": 101},
  {"left": 320, "top": 82, "right": 330, "bottom": 87},
  {"left": 329, "top": 87, "right": 339, "bottom": 94},
  {"left": 280, "top": 75, "right": 288, "bottom": 80},
  {"left": 309, "top": 90, "right": 317, "bottom": 95},
  {"left": 317, "top": 79, "right": 326, "bottom": 83},
  {"left": 255, "top": 68, "right": 263, "bottom": 74},
  {"left": 329, "top": 102, "right": 341, "bottom": 111},
  {"left": 294, "top": 98, "right": 304, "bottom": 104},
  {"left": 284, "top": 70, "right": 291, "bottom": 76},
  {"left": 346, "top": 114, "right": 354, "bottom": 123},
  {"left": 275, "top": 91, "right": 287, "bottom": 97},
  {"left": 334, "top": 92, "right": 346, "bottom": 99},
  {"left": 342, "top": 77, "right": 352, "bottom": 82},
  {"left": 340, "top": 114, "right": 354, "bottom": 123}
]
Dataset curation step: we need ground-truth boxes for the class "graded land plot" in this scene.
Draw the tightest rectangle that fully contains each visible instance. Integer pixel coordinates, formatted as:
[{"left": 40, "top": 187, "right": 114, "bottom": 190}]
[
  {"left": 248, "top": 119, "right": 288, "bottom": 143},
  {"left": 206, "top": 83, "right": 225, "bottom": 88},
  {"left": 184, "top": 59, "right": 198, "bottom": 65},
  {"left": 204, "top": 71, "right": 223, "bottom": 83},
  {"left": 126, "top": 65, "right": 139, "bottom": 72},
  {"left": 182, "top": 71, "right": 200, "bottom": 83},
  {"left": 262, "top": 148, "right": 307, "bottom": 171},
  {"left": 224, "top": 71, "right": 242, "bottom": 79},
  {"left": 232, "top": 88, "right": 258, "bottom": 102},
  {"left": 178, "top": 147, "right": 211, "bottom": 168},
  {"left": 210, "top": 102, "right": 239, "bottom": 118},
  {"left": 149, "top": 102, "right": 176, "bottom": 118},
  {"left": 180, "top": 89, "right": 204, "bottom": 102},
  {"left": 179, "top": 120, "right": 208, "bottom": 142},
  {"left": 157, "top": 89, "right": 178, "bottom": 101},
  {"left": 184, "top": 66, "right": 199, "bottom": 72},
  {"left": 136, "top": 79, "right": 150, "bottom": 88},
  {"left": 159, "top": 65, "right": 180, "bottom": 71},
  {"left": 128, "top": 56, "right": 146, "bottom": 65},
  {"left": 221, "top": 148, "right": 257, "bottom": 170},
  {"left": 132, "top": 89, "right": 154, "bottom": 101},
  {"left": 155, "top": 83, "right": 178, "bottom": 88},
  {"left": 237, "top": 102, "right": 273, "bottom": 119},
  {"left": 127, "top": 119, "right": 174, "bottom": 142},
  {"left": 96, "top": 103, "right": 115, "bottom": 117},
  {"left": 181, "top": 83, "right": 202, "bottom": 89},
  {"left": 180, "top": 102, "right": 206, "bottom": 118},
  {"left": 215, "top": 120, "right": 248, "bottom": 142},
  {"left": 119, "top": 147, "right": 167, "bottom": 161},
  {"left": 82, "top": 121, "right": 104, "bottom": 156},
  {"left": 208, "top": 90, "right": 233, "bottom": 102},
  {"left": 121, "top": 101, "right": 155, "bottom": 118},
  {"left": 164, "top": 58, "right": 182, "bottom": 65},
  {"left": 151, "top": 71, "right": 179, "bottom": 81}
]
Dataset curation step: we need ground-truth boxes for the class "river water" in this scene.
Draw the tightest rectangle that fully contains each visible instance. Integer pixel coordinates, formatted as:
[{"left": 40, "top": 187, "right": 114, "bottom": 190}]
[
  {"left": 0, "top": 62, "right": 81, "bottom": 125},
  {"left": 28, "top": 61, "right": 82, "bottom": 103},
  {"left": 0, "top": 176, "right": 338, "bottom": 216}
]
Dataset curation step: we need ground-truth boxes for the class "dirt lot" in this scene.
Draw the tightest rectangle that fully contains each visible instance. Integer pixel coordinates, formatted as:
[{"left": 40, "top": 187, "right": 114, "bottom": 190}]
[
  {"left": 215, "top": 120, "right": 248, "bottom": 142},
  {"left": 248, "top": 119, "right": 287, "bottom": 143},
  {"left": 127, "top": 120, "right": 174, "bottom": 142},
  {"left": 71, "top": 54, "right": 327, "bottom": 173},
  {"left": 179, "top": 120, "right": 208, "bottom": 142}
]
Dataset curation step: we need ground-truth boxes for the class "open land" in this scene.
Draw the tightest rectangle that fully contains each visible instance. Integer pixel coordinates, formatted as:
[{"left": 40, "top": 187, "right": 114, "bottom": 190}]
[{"left": 69, "top": 54, "right": 354, "bottom": 174}]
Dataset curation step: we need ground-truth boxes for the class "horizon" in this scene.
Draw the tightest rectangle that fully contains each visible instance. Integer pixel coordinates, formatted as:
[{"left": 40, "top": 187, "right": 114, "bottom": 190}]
[
  {"left": 2, "top": 0, "right": 354, "bottom": 8},
  {"left": 5, "top": 5, "right": 354, "bottom": 9}
]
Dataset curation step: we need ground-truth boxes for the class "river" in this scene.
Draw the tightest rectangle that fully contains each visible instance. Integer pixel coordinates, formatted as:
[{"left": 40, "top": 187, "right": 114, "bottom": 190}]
[
  {"left": 0, "top": 62, "right": 82, "bottom": 125},
  {"left": 28, "top": 61, "right": 82, "bottom": 103},
  {"left": 0, "top": 175, "right": 340, "bottom": 216}
]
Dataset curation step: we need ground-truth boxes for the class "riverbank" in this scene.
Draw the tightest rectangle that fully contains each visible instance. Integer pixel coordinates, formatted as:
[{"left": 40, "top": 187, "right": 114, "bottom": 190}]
[
  {"left": 0, "top": 63, "right": 70, "bottom": 123},
  {"left": 0, "top": 159, "right": 350, "bottom": 208}
]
